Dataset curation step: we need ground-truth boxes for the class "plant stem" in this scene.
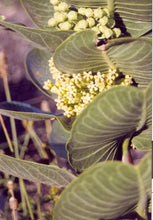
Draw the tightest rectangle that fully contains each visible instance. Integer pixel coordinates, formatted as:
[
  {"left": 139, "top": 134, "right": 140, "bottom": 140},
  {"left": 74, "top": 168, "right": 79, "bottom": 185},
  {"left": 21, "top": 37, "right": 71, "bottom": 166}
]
[
  {"left": 122, "top": 137, "right": 132, "bottom": 164},
  {"left": 107, "top": 0, "right": 114, "bottom": 12},
  {"left": 0, "top": 114, "right": 14, "bottom": 152},
  {"left": 20, "top": 179, "right": 34, "bottom": 220}
]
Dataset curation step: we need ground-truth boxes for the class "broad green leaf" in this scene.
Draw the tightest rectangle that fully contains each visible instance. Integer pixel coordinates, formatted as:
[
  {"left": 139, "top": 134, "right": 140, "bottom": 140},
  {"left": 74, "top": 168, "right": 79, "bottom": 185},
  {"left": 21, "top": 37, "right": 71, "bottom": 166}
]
[
  {"left": 50, "top": 120, "right": 70, "bottom": 158},
  {"left": 131, "top": 83, "right": 152, "bottom": 151},
  {"left": 20, "top": 0, "right": 54, "bottom": 29},
  {"left": 53, "top": 153, "right": 151, "bottom": 220},
  {"left": 114, "top": 0, "right": 152, "bottom": 37},
  {"left": 25, "top": 48, "right": 55, "bottom": 99},
  {"left": 65, "top": 0, "right": 107, "bottom": 8},
  {"left": 0, "top": 101, "right": 73, "bottom": 131},
  {"left": 67, "top": 86, "right": 146, "bottom": 172},
  {"left": 0, "top": 20, "right": 73, "bottom": 52},
  {"left": 0, "top": 155, "right": 75, "bottom": 187},
  {"left": 54, "top": 31, "right": 151, "bottom": 88},
  {"left": 65, "top": 0, "right": 151, "bottom": 37},
  {"left": 132, "top": 127, "right": 151, "bottom": 151}
]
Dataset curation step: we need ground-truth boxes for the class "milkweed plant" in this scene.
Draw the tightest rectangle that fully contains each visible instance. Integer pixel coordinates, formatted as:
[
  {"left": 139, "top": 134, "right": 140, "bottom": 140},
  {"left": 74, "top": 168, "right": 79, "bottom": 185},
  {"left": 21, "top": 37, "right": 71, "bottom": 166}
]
[{"left": 0, "top": 0, "right": 152, "bottom": 219}]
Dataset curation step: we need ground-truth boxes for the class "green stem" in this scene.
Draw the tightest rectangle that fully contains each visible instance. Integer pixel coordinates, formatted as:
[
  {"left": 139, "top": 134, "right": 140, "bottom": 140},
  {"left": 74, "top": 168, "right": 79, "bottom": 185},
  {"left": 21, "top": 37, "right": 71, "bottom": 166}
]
[
  {"left": 37, "top": 183, "right": 42, "bottom": 220},
  {"left": 122, "top": 137, "right": 132, "bottom": 164},
  {"left": 20, "top": 179, "right": 34, "bottom": 220},
  {"left": 0, "top": 114, "right": 14, "bottom": 152},
  {"left": 107, "top": 0, "right": 114, "bottom": 12}
]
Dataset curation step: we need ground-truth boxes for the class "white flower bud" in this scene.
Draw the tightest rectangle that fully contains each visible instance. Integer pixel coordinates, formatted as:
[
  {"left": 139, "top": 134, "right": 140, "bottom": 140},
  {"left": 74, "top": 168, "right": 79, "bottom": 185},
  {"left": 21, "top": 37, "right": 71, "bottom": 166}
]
[
  {"left": 48, "top": 17, "right": 58, "bottom": 27},
  {"left": 87, "top": 17, "right": 95, "bottom": 27},
  {"left": 54, "top": 12, "right": 67, "bottom": 23},
  {"left": 94, "top": 8, "right": 104, "bottom": 19},
  {"left": 78, "top": 8, "right": 86, "bottom": 15},
  {"left": 57, "top": 2, "right": 69, "bottom": 11},
  {"left": 113, "top": 28, "right": 121, "bottom": 37},
  {"left": 91, "top": 26, "right": 100, "bottom": 34},
  {"left": 58, "top": 21, "right": 73, "bottom": 30},
  {"left": 98, "top": 16, "right": 108, "bottom": 26},
  {"left": 102, "top": 26, "right": 113, "bottom": 38},
  {"left": 50, "top": 0, "right": 60, "bottom": 6},
  {"left": 67, "top": 11, "right": 78, "bottom": 21},
  {"left": 74, "top": 20, "right": 88, "bottom": 31},
  {"left": 85, "top": 8, "right": 94, "bottom": 18}
]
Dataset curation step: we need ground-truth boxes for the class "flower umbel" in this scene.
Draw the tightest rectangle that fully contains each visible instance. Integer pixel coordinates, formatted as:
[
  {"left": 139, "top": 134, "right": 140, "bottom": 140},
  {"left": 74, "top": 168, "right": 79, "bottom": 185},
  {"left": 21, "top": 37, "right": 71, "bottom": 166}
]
[{"left": 43, "top": 58, "right": 133, "bottom": 118}]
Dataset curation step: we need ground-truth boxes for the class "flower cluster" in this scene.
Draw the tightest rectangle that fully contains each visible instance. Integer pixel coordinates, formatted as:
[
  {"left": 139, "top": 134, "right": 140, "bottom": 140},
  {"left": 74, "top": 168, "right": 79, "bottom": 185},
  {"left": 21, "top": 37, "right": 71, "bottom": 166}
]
[
  {"left": 48, "top": 0, "right": 121, "bottom": 40},
  {"left": 43, "top": 58, "right": 133, "bottom": 117}
]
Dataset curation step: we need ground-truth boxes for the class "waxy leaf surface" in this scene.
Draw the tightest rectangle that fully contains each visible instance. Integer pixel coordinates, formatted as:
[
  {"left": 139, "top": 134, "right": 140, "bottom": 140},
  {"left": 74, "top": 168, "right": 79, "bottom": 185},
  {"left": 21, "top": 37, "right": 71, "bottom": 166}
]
[
  {"left": 0, "top": 101, "right": 72, "bottom": 131},
  {"left": 25, "top": 48, "right": 55, "bottom": 98},
  {"left": 67, "top": 86, "right": 147, "bottom": 171},
  {"left": 53, "top": 153, "right": 151, "bottom": 220},
  {"left": 0, "top": 20, "right": 73, "bottom": 52},
  {"left": 21, "top": 0, "right": 54, "bottom": 29},
  {"left": 0, "top": 155, "right": 75, "bottom": 187},
  {"left": 54, "top": 31, "right": 152, "bottom": 88}
]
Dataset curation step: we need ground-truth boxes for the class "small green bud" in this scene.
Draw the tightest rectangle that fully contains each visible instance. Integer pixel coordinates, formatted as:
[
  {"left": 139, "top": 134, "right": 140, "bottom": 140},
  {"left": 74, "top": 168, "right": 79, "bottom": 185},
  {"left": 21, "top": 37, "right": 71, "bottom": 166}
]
[
  {"left": 87, "top": 17, "right": 95, "bottom": 27},
  {"left": 48, "top": 17, "right": 58, "bottom": 27},
  {"left": 93, "top": 8, "right": 104, "bottom": 19},
  {"left": 54, "top": 12, "right": 67, "bottom": 23},
  {"left": 58, "top": 21, "right": 73, "bottom": 30},
  {"left": 103, "top": 8, "right": 110, "bottom": 16},
  {"left": 107, "top": 18, "right": 115, "bottom": 28},
  {"left": 85, "top": 8, "right": 94, "bottom": 18},
  {"left": 67, "top": 11, "right": 78, "bottom": 21},
  {"left": 74, "top": 20, "right": 88, "bottom": 31},
  {"left": 98, "top": 16, "right": 108, "bottom": 26},
  {"left": 50, "top": 0, "right": 60, "bottom": 6},
  {"left": 78, "top": 8, "right": 86, "bottom": 15},
  {"left": 113, "top": 28, "right": 121, "bottom": 38},
  {"left": 57, "top": 2, "right": 69, "bottom": 11}
]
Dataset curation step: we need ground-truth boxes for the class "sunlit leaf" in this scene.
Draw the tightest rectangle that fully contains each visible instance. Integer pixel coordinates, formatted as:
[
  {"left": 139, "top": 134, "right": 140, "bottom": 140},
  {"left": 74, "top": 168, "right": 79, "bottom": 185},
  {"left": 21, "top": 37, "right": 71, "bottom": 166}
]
[
  {"left": 0, "top": 101, "right": 73, "bottom": 131},
  {"left": 20, "top": 0, "right": 54, "bottom": 29},
  {"left": 0, "top": 20, "right": 73, "bottom": 51},
  {"left": 54, "top": 31, "right": 151, "bottom": 88},
  {"left": 53, "top": 153, "right": 151, "bottom": 220},
  {"left": 0, "top": 155, "right": 75, "bottom": 187},
  {"left": 132, "top": 83, "right": 152, "bottom": 151},
  {"left": 67, "top": 86, "right": 146, "bottom": 171}
]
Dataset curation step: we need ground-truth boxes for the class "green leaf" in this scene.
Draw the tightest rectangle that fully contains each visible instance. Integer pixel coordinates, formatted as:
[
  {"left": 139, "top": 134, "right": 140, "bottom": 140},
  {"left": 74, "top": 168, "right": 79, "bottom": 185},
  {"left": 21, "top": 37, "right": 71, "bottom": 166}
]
[
  {"left": 67, "top": 86, "right": 146, "bottom": 172},
  {"left": 132, "top": 127, "right": 151, "bottom": 151},
  {"left": 50, "top": 120, "right": 70, "bottom": 158},
  {"left": 65, "top": 0, "right": 107, "bottom": 8},
  {"left": 53, "top": 153, "right": 151, "bottom": 220},
  {"left": 0, "top": 101, "right": 57, "bottom": 121},
  {"left": 0, "top": 155, "right": 75, "bottom": 187},
  {"left": 114, "top": 0, "right": 152, "bottom": 37},
  {"left": 0, "top": 20, "right": 73, "bottom": 52},
  {"left": 0, "top": 101, "right": 73, "bottom": 131},
  {"left": 20, "top": 0, "right": 54, "bottom": 29},
  {"left": 54, "top": 31, "right": 151, "bottom": 88},
  {"left": 25, "top": 48, "right": 55, "bottom": 99},
  {"left": 131, "top": 83, "right": 152, "bottom": 151}
]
